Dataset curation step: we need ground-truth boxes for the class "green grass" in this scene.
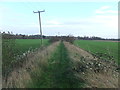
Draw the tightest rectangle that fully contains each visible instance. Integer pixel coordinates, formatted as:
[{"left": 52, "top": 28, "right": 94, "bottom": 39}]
[
  {"left": 28, "top": 41, "right": 84, "bottom": 88},
  {"left": 15, "top": 39, "right": 50, "bottom": 55},
  {"left": 74, "top": 40, "right": 119, "bottom": 64}
]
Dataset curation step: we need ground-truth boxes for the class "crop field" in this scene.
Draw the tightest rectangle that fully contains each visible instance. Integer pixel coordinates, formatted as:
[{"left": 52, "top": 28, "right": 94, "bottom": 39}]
[
  {"left": 74, "top": 40, "right": 119, "bottom": 64},
  {"left": 15, "top": 39, "right": 50, "bottom": 55}
]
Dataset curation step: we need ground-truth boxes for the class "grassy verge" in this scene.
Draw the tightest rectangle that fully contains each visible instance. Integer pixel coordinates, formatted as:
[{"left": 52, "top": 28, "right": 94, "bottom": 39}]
[
  {"left": 28, "top": 41, "right": 84, "bottom": 88},
  {"left": 2, "top": 39, "right": 50, "bottom": 78}
]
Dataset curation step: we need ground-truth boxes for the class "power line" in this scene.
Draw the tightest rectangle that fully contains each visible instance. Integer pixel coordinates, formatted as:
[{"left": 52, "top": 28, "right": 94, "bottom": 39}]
[{"left": 33, "top": 10, "right": 45, "bottom": 45}]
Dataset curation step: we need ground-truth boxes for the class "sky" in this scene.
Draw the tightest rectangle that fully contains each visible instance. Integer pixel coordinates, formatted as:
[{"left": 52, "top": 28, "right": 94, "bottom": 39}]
[{"left": 0, "top": 0, "right": 119, "bottom": 39}]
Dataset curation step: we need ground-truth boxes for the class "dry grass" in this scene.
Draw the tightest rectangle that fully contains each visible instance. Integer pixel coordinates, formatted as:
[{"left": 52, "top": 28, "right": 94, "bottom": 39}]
[
  {"left": 64, "top": 41, "right": 118, "bottom": 88},
  {"left": 85, "top": 71, "right": 118, "bottom": 88},
  {"left": 64, "top": 42, "right": 94, "bottom": 60},
  {"left": 3, "top": 41, "right": 60, "bottom": 88}
]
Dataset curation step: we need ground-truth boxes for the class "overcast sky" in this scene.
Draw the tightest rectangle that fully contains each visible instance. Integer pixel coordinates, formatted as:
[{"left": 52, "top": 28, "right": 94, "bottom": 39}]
[{"left": 0, "top": 0, "right": 119, "bottom": 38}]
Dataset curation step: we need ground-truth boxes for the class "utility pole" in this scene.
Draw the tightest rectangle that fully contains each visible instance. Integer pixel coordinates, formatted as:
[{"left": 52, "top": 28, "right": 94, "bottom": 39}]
[{"left": 33, "top": 10, "right": 45, "bottom": 45}]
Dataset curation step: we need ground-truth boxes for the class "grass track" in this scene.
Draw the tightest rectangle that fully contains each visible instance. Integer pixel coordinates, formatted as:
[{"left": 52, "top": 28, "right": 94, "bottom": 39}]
[{"left": 28, "top": 41, "right": 84, "bottom": 88}]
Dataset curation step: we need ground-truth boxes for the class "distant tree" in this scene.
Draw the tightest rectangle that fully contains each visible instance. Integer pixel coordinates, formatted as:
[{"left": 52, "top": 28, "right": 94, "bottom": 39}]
[{"left": 43, "top": 35, "right": 46, "bottom": 39}]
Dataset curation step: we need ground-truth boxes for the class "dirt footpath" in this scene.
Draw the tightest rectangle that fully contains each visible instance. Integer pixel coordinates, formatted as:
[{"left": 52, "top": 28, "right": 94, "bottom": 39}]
[{"left": 64, "top": 41, "right": 119, "bottom": 88}]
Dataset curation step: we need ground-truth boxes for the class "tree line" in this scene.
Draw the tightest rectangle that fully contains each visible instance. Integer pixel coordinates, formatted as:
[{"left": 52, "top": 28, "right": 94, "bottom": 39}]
[{"left": 1, "top": 32, "right": 120, "bottom": 41}]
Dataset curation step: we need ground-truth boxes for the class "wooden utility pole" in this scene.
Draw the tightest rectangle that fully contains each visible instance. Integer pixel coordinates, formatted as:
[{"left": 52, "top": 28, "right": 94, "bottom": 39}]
[{"left": 33, "top": 10, "right": 45, "bottom": 45}]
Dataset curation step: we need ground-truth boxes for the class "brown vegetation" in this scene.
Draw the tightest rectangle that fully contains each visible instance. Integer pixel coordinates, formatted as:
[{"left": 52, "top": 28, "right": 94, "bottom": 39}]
[{"left": 49, "top": 35, "right": 75, "bottom": 44}]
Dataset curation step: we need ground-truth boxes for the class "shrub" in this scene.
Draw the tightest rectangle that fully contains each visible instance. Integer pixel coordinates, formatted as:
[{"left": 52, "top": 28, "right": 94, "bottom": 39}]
[
  {"left": 49, "top": 35, "right": 75, "bottom": 44},
  {"left": 2, "top": 32, "right": 17, "bottom": 77},
  {"left": 49, "top": 36, "right": 61, "bottom": 43}
]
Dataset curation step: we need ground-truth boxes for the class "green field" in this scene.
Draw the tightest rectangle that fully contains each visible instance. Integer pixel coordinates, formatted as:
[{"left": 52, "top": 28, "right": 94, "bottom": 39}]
[
  {"left": 15, "top": 39, "right": 50, "bottom": 55},
  {"left": 74, "top": 40, "right": 119, "bottom": 64}
]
